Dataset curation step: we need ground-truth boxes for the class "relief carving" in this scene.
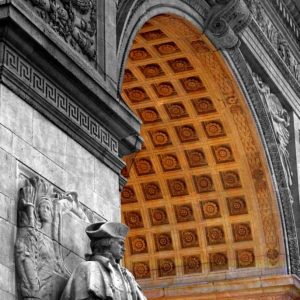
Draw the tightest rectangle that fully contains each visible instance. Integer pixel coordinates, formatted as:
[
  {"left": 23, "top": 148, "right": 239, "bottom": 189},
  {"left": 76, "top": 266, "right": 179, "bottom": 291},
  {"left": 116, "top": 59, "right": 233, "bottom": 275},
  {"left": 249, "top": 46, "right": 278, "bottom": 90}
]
[
  {"left": 16, "top": 176, "right": 90, "bottom": 300},
  {"left": 248, "top": 0, "right": 300, "bottom": 83},
  {"left": 24, "top": 0, "right": 97, "bottom": 62},
  {"left": 253, "top": 73, "right": 293, "bottom": 202},
  {"left": 132, "top": 261, "right": 151, "bottom": 279}
]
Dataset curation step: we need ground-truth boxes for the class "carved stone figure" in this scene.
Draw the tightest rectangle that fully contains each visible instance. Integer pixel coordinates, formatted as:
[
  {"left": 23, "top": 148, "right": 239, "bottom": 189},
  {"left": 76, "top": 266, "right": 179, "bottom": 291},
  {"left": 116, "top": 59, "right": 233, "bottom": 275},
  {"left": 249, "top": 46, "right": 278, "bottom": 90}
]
[
  {"left": 60, "top": 222, "right": 147, "bottom": 300},
  {"left": 253, "top": 74, "right": 293, "bottom": 190},
  {"left": 16, "top": 176, "right": 90, "bottom": 300},
  {"left": 24, "top": 0, "right": 96, "bottom": 61}
]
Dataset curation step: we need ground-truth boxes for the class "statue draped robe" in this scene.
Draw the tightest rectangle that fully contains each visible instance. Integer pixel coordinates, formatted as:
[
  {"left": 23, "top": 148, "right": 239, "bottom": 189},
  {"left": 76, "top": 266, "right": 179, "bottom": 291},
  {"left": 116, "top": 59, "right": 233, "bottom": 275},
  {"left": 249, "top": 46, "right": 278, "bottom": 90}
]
[{"left": 60, "top": 255, "right": 147, "bottom": 300}]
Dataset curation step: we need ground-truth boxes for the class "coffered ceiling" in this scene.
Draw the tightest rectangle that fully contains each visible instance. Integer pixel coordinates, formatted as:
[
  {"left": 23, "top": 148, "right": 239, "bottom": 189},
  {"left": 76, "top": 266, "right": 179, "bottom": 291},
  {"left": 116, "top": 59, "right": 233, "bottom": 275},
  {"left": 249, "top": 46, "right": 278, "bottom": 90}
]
[{"left": 120, "top": 15, "right": 285, "bottom": 288}]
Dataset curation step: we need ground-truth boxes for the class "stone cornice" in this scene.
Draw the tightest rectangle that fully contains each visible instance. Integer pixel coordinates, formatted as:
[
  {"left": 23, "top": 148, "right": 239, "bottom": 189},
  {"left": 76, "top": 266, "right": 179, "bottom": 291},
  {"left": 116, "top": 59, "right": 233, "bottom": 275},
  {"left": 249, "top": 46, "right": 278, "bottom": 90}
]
[{"left": 0, "top": 1, "right": 143, "bottom": 174}]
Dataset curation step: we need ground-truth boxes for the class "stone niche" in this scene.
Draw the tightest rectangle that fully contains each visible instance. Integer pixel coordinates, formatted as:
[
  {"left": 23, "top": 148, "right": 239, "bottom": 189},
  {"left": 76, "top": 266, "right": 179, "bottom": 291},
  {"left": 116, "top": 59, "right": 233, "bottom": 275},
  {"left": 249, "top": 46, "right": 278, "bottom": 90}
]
[{"left": 15, "top": 167, "right": 104, "bottom": 300}]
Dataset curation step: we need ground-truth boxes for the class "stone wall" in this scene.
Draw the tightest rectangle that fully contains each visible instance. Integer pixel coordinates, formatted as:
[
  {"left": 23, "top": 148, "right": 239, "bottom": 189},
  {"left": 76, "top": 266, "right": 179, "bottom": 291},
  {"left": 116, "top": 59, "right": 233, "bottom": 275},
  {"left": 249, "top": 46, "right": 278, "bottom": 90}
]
[{"left": 0, "top": 83, "right": 121, "bottom": 299}]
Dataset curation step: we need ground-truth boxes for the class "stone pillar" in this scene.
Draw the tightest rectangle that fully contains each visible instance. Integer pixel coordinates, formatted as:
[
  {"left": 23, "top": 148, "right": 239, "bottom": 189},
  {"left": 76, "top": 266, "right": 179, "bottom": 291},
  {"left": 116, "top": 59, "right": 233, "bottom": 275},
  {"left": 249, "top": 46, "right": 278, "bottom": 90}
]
[{"left": 0, "top": 0, "right": 141, "bottom": 299}]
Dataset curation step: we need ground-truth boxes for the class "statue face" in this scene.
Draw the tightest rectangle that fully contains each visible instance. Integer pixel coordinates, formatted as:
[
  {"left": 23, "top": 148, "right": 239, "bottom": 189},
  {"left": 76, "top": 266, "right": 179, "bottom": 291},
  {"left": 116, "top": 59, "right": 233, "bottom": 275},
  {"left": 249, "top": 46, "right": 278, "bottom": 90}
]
[
  {"left": 38, "top": 201, "right": 52, "bottom": 223},
  {"left": 109, "top": 238, "right": 125, "bottom": 260}
]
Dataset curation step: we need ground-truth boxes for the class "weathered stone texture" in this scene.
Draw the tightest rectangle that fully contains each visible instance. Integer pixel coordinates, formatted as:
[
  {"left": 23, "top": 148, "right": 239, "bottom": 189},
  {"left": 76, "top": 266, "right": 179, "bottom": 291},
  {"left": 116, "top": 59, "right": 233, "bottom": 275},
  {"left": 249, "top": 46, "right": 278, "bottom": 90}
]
[
  {"left": 0, "top": 86, "right": 33, "bottom": 144},
  {"left": 33, "top": 111, "right": 67, "bottom": 169},
  {"left": 0, "top": 83, "right": 121, "bottom": 297},
  {"left": 0, "top": 84, "right": 120, "bottom": 220}
]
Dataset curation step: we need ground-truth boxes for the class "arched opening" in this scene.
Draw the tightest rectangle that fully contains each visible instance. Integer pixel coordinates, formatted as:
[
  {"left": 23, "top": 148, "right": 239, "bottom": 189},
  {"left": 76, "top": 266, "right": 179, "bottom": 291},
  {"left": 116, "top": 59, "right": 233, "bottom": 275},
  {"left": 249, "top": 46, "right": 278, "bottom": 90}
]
[{"left": 120, "top": 14, "right": 288, "bottom": 299}]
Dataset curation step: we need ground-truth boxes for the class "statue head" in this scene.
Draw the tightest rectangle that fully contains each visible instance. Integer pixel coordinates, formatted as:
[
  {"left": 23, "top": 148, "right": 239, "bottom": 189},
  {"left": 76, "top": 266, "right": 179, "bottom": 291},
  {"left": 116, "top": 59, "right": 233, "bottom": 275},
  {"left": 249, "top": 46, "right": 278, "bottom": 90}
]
[
  {"left": 36, "top": 197, "right": 53, "bottom": 224},
  {"left": 86, "top": 222, "right": 129, "bottom": 261}
]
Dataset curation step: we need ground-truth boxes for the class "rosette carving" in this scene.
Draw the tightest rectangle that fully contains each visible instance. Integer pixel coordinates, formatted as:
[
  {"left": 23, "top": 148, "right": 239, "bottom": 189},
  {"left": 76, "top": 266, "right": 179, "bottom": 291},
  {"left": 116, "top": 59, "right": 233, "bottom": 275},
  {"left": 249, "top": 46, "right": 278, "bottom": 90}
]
[
  {"left": 149, "top": 129, "right": 172, "bottom": 147},
  {"left": 179, "top": 229, "right": 199, "bottom": 248},
  {"left": 185, "top": 149, "right": 207, "bottom": 168},
  {"left": 201, "top": 200, "right": 221, "bottom": 219},
  {"left": 212, "top": 144, "right": 234, "bottom": 163},
  {"left": 193, "top": 175, "right": 215, "bottom": 193},
  {"left": 154, "top": 232, "right": 173, "bottom": 251},
  {"left": 236, "top": 249, "right": 255, "bottom": 268},
  {"left": 141, "top": 181, "right": 162, "bottom": 200},
  {"left": 206, "top": 226, "right": 225, "bottom": 245},
  {"left": 180, "top": 76, "right": 204, "bottom": 93},
  {"left": 158, "top": 258, "right": 176, "bottom": 277},
  {"left": 164, "top": 102, "right": 188, "bottom": 119},
  {"left": 138, "top": 107, "right": 161, "bottom": 124},
  {"left": 227, "top": 196, "right": 248, "bottom": 215},
  {"left": 175, "top": 124, "right": 198, "bottom": 143},
  {"left": 125, "top": 87, "right": 149, "bottom": 103},
  {"left": 232, "top": 223, "right": 252, "bottom": 242},
  {"left": 167, "top": 178, "right": 189, "bottom": 197},
  {"left": 139, "top": 63, "right": 164, "bottom": 78},
  {"left": 149, "top": 207, "right": 169, "bottom": 226},
  {"left": 154, "top": 42, "right": 180, "bottom": 55},
  {"left": 209, "top": 252, "right": 228, "bottom": 271},
  {"left": 129, "top": 236, "right": 148, "bottom": 254},
  {"left": 121, "top": 186, "right": 137, "bottom": 204},
  {"left": 159, "top": 153, "right": 181, "bottom": 172},
  {"left": 192, "top": 97, "right": 216, "bottom": 114},
  {"left": 183, "top": 255, "right": 202, "bottom": 274},
  {"left": 134, "top": 157, "right": 155, "bottom": 176},
  {"left": 123, "top": 69, "right": 137, "bottom": 83},
  {"left": 132, "top": 261, "right": 151, "bottom": 279},
  {"left": 174, "top": 204, "right": 195, "bottom": 223},
  {"left": 220, "top": 170, "right": 242, "bottom": 189},
  {"left": 153, "top": 82, "right": 177, "bottom": 97},
  {"left": 168, "top": 58, "right": 193, "bottom": 73},
  {"left": 123, "top": 211, "right": 144, "bottom": 229},
  {"left": 203, "top": 120, "right": 226, "bottom": 138},
  {"left": 129, "top": 47, "right": 151, "bottom": 60},
  {"left": 141, "top": 29, "right": 166, "bottom": 41},
  {"left": 191, "top": 40, "right": 211, "bottom": 53}
]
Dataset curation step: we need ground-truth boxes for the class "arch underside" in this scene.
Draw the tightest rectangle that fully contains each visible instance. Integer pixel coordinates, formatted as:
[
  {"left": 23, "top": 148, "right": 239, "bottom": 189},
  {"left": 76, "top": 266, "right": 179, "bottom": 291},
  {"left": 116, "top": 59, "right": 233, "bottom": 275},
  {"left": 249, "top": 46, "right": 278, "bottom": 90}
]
[{"left": 119, "top": 14, "right": 293, "bottom": 299}]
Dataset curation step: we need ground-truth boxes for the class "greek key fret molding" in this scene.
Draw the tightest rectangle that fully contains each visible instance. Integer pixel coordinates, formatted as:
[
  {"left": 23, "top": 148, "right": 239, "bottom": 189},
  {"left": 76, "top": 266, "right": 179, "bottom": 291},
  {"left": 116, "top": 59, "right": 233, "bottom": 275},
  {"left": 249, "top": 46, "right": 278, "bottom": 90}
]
[{"left": 3, "top": 45, "right": 119, "bottom": 157}]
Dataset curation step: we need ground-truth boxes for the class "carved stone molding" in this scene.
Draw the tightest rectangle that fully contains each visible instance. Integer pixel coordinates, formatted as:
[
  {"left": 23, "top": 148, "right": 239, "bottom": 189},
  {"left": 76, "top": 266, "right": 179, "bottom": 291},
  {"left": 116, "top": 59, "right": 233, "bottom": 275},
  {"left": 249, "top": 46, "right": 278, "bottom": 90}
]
[
  {"left": 3, "top": 45, "right": 118, "bottom": 155},
  {"left": 225, "top": 47, "right": 300, "bottom": 275},
  {"left": 204, "top": 0, "right": 252, "bottom": 49},
  {"left": 246, "top": 0, "right": 300, "bottom": 87},
  {"left": 0, "top": 2, "right": 142, "bottom": 175}
]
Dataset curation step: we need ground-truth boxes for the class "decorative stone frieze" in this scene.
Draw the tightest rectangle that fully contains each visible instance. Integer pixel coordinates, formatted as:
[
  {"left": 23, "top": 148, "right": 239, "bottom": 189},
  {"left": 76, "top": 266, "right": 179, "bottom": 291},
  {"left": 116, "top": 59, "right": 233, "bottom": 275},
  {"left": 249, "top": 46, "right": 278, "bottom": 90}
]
[
  {"left": 247, "top": 0, "right": 300, "bottom": 84},
  {"left": 23, "top": 0, "right": 97, "bottom": 62}
]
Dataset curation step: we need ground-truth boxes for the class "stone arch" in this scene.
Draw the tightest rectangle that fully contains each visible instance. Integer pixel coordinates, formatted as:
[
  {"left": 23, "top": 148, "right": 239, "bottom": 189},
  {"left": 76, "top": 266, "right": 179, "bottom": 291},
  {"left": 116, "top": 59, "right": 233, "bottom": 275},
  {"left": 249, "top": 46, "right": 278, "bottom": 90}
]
[
  {"left": 117, "top": 0, "right": 208, "bottom": 92},
  {"left": 224, "top": 48, "right": 300, "bottom": 275},
  {"left": 117, "top": 4, "right": 300, "bottom": 298}
]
